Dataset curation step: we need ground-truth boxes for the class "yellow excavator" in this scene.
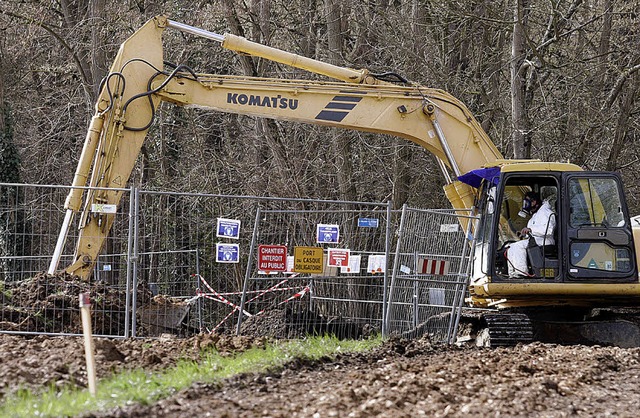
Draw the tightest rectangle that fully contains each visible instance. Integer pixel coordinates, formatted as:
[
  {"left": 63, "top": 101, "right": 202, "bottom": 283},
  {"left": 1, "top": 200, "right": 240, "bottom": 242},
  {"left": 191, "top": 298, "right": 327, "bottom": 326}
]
[{"left": 48, "top": 16, "right": 640, "bottom": 346}]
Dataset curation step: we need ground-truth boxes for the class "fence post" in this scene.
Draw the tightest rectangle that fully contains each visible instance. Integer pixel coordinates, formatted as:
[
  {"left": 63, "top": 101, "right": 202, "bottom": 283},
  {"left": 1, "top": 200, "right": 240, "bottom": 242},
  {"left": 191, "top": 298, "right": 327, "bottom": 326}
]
[
  {"left": 382, "top": 200, "right": 392, "bottom": 333},
  {"left": 130, "top": 188, "right": 140, "bottom": 337},
  {"left": 195, "top": 248, "right": 203, "bottom": 333},
  {"left": 236, "top": 207, "right": 261, "bottom": 335},
  {"left": 383, "top": 203, "right": 407, "bottom": 337},
  {"left": 447, "top": 209, "right": 479, "bottom": 344},
  {"left": 124, "top": 187, "right": 136, "bottom": 338},
  {"left": 412, "top": 250, "right": 419, "bottom": 329}
]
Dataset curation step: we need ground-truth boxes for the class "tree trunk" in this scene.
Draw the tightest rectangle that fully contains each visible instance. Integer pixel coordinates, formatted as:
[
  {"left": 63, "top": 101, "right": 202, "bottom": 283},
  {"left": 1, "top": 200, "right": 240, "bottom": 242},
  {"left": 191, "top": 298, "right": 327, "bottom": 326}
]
[
  {"left": 299, "top": 0, "right": 318, "bottom": 57},
  {"left": 221, "top": 0, "right": 258, "bottom": 76},
  {"left": 392, "top": 141, "right": 412, "bottom": 210},
  {"left": 511, "top": 0, "right": 531, "bottom": 159},
  {"left": 606, "top": 75, "right": 638, "bottom": 172},
  {"left": 89, "top": 0, "right": 106, "bottom": 100},
  {"left": 324, "top": 0, "right": 357, "bottom": 202}
]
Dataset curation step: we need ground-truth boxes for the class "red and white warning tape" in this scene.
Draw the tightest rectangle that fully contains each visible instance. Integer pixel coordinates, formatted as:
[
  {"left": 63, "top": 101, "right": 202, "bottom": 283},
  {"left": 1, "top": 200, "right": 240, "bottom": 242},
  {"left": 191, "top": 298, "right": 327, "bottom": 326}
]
[
  {"left": 193, "top": 274, "right": 311, "bottom": 333},
  {"left": 194, "top": 275, "right": 252, "bottom": 317},
  {"left": 207, "top": 287, "right": 302, "bottom": 297},
  {"left": 254, "top": 285, "right": 310, "bottom": 317}
]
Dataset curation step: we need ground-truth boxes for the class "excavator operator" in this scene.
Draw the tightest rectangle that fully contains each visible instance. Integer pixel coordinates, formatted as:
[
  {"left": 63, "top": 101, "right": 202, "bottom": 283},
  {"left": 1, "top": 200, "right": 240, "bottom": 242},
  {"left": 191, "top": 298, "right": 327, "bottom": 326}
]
[{"left": 507, "top": 191, "right": 556, "bottom": 278}]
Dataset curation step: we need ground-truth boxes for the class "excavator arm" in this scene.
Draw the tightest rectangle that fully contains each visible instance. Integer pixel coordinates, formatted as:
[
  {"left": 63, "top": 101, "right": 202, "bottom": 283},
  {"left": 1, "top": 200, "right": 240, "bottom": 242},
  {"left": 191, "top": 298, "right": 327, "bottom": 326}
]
[{"left": 49, "top": 15, "right": 502, "bottom": 279}]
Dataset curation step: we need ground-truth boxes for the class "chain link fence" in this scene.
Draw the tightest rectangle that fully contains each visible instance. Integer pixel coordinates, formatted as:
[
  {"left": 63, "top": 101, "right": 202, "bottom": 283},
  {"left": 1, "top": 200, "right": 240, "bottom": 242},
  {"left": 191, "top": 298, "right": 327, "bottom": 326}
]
[
  {"left": 0, "top": 183, "right": 132, "bottom": 337},
  {"left": 235, "top": 205, "right": 392, "bottom": 339}
]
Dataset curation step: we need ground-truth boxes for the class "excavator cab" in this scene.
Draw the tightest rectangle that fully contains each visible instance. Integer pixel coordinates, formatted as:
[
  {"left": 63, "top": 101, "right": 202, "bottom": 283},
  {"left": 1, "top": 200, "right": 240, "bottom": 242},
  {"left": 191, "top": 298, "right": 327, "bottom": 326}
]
[
  {"left": 494, "top": 174, "right": 559, "bottom": 280},
  {"left": 472, "top": 165, "right": 638, "bottom": 288}
]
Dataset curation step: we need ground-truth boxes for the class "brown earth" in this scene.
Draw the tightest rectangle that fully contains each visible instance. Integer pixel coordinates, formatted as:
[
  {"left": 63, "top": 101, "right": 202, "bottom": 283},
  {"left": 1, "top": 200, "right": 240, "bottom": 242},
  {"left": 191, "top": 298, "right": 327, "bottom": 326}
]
[
  {"left": 3, "top": 274, "right": 640, "bottom": 416},
  {"left": 2, "top": 334, "right": 640, "bottom": 417},
  {"left": 0, "top": 333, "right": 263, "bottom": 400},
  {"left": 0, "top": 272, "right": 153, "bottom": 335}
]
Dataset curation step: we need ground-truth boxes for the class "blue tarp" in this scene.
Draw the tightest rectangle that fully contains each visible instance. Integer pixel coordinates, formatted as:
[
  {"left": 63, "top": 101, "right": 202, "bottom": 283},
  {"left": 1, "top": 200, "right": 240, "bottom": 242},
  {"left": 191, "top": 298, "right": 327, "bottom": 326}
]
[{"left": 457, "top": 167, "right": 501, "bottom": 188}]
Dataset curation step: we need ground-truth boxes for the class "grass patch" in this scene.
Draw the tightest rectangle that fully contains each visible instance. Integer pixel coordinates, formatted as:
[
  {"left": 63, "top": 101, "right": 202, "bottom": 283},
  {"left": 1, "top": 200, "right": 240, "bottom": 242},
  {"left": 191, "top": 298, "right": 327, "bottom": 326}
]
[{"left": 0, "top": 335, "right": 382, "bottom": 417}]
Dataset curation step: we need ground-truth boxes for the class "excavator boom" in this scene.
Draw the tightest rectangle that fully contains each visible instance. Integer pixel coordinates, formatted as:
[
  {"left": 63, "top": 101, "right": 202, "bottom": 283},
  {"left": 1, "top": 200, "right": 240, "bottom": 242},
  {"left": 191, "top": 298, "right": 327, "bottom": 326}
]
[{"left": 49, "top": 15, "right": 502, "bottom": 279}]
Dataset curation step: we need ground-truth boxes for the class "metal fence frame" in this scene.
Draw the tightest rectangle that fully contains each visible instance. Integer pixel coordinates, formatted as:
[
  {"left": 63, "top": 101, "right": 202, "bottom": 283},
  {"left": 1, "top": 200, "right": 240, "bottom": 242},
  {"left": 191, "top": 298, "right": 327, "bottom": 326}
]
[
  {"left": 1, "top": 183, "right": 477, "bottom": 341},
  {"left": 384, "top": 205, "right": 476, "bottom": 343},
  {"left": 234, "top": 204, "right": 393, "bottom": 338}
]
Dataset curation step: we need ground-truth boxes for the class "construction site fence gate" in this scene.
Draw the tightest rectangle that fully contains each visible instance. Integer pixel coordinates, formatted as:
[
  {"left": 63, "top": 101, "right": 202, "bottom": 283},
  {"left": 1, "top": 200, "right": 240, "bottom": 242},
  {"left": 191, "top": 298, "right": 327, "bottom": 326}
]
[{"left": 384, "top": 205, "right": 475, "bottom": 344}]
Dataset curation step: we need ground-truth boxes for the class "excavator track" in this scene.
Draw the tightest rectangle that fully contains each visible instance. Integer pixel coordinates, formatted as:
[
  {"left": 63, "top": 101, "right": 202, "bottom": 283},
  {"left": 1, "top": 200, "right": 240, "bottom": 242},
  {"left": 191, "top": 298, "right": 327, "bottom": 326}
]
[
  {"left": 472, "top": 308, "right": 640, "bottom": 348},
  {"left": 476, "top": 313, "right": 534, "bottom": 347}
]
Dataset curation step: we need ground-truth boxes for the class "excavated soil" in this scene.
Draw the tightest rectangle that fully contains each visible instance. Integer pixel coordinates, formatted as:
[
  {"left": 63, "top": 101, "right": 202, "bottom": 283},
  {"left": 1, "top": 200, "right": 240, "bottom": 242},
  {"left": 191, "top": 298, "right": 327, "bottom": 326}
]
[
  {"left": 0, "top": 272, "right": 154, "bottom": 335},
  {"left": 3, "top": 274, "right": 640, "bottom": 416},
  {"left": 0, "top": 333, "right": 264, "bottom": 401},
  {"left": 2, "top": 334, "right": 640, "bottom": 417}
]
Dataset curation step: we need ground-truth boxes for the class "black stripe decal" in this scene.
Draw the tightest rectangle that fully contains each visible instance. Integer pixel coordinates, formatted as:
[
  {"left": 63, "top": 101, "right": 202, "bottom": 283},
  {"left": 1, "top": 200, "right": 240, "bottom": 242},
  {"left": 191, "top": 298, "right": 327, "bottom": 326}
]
[
  {"left": 332, "top": 95, "right": 363, "bottom": 103},
  {"left": 339, "top": 90, "right": 367, "bottom": 95},
  {"left": 315, "top": 110, "right": 349, "bottom": 122},
  {"left": 326, "top": 102, "right": 357, "bottom": 110}
]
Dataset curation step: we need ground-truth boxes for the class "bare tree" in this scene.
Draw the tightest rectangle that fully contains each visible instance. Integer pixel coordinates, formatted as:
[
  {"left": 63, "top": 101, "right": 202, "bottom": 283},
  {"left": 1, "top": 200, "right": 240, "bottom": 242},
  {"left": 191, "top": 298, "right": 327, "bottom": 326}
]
[{"left": 510, "top": 0, "right": 530, "bottom": 159}]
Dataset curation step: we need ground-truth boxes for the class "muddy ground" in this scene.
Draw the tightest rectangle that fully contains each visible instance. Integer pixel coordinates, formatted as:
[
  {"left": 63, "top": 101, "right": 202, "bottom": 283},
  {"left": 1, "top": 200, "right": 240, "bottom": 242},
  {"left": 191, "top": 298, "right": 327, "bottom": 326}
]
[
  {"left": 2, "top": 334, "right": 640, "bottom": 417},
  {"left": 2, "top": 273, "right": 640, "bottom": 416}
]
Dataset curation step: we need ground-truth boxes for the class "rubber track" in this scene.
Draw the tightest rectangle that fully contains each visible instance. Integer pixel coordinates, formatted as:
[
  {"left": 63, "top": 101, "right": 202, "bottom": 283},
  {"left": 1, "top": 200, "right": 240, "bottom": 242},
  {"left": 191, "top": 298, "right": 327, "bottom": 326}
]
[{"left": 483, "top": 313, "right": 534, "bottom": 347}]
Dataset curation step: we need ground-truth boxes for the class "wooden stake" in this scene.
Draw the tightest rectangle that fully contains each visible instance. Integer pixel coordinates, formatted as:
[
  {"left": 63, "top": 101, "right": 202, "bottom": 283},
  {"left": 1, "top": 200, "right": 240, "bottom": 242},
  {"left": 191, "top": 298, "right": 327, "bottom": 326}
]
[{"left": 79, "top": 293, "right": 97, "bottom": 395}]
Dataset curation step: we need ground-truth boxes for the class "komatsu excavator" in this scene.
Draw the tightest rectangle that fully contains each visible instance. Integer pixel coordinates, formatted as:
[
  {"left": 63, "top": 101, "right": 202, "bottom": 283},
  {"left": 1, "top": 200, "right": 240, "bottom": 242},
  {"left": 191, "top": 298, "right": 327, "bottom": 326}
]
[{"left": 48, "top": 16, "right": 640, "bottom": 346}]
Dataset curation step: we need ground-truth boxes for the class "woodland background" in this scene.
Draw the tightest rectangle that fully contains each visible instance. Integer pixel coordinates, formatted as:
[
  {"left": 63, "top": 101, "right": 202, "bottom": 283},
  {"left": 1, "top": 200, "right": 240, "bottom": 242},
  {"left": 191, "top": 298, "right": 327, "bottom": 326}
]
[{"left": 0, "top": 0, "right": 638, "bottom": 212}]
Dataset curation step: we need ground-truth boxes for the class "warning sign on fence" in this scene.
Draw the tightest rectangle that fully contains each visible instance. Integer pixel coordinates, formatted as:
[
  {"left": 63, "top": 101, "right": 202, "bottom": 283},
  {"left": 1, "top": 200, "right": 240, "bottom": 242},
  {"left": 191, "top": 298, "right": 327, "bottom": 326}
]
[
  {"left": 257, "top": 245, "right": 287, "bottom": 272},
  {"left": 216, "top": 218, "right": 241, "bottom": 239},
  {"left": 293, "top": 246, "right": 324, "bottom": 274},
  {"left": 216, "top": 243, "right": 239, "bottom": 263},
  {"left": 367, "top": 254, "right": 386, "bottom": 274},
  {"left": 417, "top": 258, "right": 450, "bottom": 275},
  {"left": 316, "top": 224, "right": 339, "bottom": 243},
  {"left": 327, "top": 248, "right": 350, "bottom": 267},
  {"left": 340, "top": 254, "right": 361, "bottom": 274}
]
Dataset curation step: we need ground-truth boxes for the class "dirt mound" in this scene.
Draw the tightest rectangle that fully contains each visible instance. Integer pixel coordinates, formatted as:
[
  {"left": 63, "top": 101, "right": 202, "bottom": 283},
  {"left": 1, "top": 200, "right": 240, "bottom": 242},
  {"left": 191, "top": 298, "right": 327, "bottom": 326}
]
[
  {"left": 0, "top": 333, "right": 266, "bottom": 400},
  {"left": 0, "top": 272, "right": 142, "bottom": 335},
  {"left": 1, "top": 273, "right": 375, "bottom": 340},
  {"left": 0, "top": 272, "right": 202, "bottom": 336}
]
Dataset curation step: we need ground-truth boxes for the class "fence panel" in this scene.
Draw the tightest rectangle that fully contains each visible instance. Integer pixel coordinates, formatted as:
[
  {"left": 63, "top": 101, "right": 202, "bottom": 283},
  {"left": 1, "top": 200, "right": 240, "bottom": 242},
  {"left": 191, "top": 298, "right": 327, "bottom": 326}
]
[
  {"left": 235, "top": 202, "right": 392, "bottom": 339},
  {"left": 133, "top": 190, "right": 393, "bottom": 338},
  {"left": 0, "top": 184, "right": 131, "bottom": 337},
  {"left": 134, "top": 190, "right": 248, "bottom": 336},
  {"left": 385, "top": 206, "right": 473, "bottom": 343}
]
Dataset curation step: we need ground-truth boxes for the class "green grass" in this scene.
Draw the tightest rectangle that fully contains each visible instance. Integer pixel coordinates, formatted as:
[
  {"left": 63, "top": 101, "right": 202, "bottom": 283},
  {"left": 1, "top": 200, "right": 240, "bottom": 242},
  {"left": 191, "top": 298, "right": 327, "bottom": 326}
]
[{"left": 0, "top": 335, "right": 382, "bottom": 417}]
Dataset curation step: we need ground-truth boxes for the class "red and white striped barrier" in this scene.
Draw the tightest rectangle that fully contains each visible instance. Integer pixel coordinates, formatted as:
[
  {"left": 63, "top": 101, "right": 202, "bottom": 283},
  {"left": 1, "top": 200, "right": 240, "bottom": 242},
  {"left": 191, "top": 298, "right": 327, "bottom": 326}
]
[
  {"left": 417, "top": 258, "right": 451, "bottom": 275},
  {"left": 210, "top": 279, "right": 297, "bottom": 333},
  {"left": 195, "top": 275, "right": 252, "bottom": 317},
  {"left": 277, "top": 286, "right": 310, "bottom": 306}
]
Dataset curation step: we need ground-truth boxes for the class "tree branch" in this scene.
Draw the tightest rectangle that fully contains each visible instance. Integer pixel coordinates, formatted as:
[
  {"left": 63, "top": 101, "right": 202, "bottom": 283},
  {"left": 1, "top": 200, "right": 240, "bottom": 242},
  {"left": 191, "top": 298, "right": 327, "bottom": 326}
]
[
  {"left": 0, "top": 9, "right": 93, "bottom": 100},
  {"left": 603, "top": 64, "right": 640, "bottom": 109}
]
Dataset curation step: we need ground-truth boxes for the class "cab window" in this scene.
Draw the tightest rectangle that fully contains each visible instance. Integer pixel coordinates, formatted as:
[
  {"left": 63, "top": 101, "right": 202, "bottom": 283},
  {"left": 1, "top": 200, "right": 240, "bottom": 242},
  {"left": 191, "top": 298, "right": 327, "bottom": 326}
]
[{"left": 568, "top": 178, "right": 625, "bottom": 228}]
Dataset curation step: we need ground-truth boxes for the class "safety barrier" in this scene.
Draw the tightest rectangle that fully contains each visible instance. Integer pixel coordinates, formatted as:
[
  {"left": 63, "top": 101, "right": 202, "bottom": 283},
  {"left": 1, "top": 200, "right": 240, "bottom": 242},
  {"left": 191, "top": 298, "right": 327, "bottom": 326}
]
[
  {"left": 384, "top": 205, "right": 475, "bottom": 343},
  {"left": 0, "top": 183, "right": 475, "bottom": 341},
  {"left": 0, "top": 183, "right": 396, "bottom": 338},
  {"left": 0, "top": 183, "right": 131, "bottom": 337},
  {"left": 235, "top": 206, "right": 392, "bottom": 339}
]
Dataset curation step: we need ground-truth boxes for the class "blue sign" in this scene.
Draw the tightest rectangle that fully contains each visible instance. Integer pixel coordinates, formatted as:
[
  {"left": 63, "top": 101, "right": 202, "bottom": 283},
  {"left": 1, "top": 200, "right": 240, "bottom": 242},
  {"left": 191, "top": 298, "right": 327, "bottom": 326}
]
[
  {"left": 217, "top": 218, "right": 241, "bottom": 239},
  {"left": 317, "top": 224, "right": 340, "bottom": 244},
  {"left": 358, "top": 217, "right": 379, "bottom": 228},
  {"left": 216, "top": 243, "right": 240, "bottom": 263}
]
